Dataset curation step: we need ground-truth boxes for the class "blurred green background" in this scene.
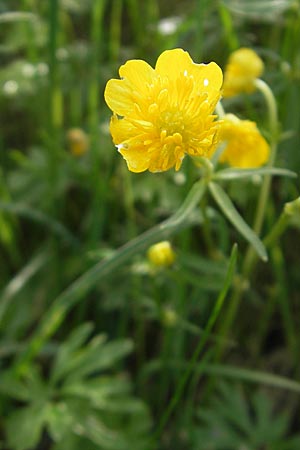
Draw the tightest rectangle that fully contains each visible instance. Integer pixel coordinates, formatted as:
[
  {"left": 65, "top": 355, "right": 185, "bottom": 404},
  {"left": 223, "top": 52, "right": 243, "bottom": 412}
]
[{"left": 0, "top": 1, "right": 300, "bottom": 449}]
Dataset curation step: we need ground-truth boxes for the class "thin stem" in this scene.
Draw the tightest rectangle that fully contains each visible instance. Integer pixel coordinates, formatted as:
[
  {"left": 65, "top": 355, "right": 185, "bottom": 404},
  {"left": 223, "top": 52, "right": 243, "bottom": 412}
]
[
  {"left": 243, "top": 79, "right": 279, "bottom": 275},
  {"left": 254, "top": 79, "right": 278, "bottom": 140}
]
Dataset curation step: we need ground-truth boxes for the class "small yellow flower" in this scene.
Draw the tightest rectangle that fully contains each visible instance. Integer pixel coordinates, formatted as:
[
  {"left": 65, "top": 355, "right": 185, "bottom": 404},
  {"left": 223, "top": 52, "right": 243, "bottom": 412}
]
[
  {"left": 67, "top": 128, "right": 89, "bottom": 156},
  {"left": 147, "top": 241, "right": 176, "bottom": 267},
  {"left": 104, "top": 49, "right": 223, "bottom": 173},
  {"left": 219, "top": 114, "right": 270, "bottom": 168},
  {"left": 223, "top": 48, "right": 264, "bottom": 98}
]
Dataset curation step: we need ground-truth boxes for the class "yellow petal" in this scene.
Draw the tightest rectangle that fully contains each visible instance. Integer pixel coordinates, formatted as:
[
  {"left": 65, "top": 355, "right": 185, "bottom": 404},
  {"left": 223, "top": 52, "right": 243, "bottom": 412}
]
[
  {"left": 119, "top": 59, "right": 155, "bottom": 92},
  {"left": 189, "top": 62, "right": 223, "bottom": 93},
  {"left": 110, "top": 115, "right": 137, "bottom": 144},
  {"left": 104, "top": 79, "right": 133, "bottom": 116},
  {"left": 155, "top": 48, "right": 193, "bottom": 79},
  {"left": 156, "top": 49, "right": 223, "bottom": 93},
  {"left": 118, "top": 145, "right": 151, "bottom": 173}
]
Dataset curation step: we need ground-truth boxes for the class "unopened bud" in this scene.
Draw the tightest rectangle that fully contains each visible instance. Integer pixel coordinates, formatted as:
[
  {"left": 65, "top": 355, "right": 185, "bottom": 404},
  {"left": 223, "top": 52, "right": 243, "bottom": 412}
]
[
  {"left": 147, "top": 241, "right": 176, "bottom": 268},
  {"left": 67, "top": 128, "right": 89, "bottom": 156}
]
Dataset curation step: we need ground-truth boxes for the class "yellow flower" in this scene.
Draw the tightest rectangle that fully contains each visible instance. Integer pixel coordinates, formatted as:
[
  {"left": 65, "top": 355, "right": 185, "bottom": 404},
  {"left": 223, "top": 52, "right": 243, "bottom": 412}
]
[
  {"left": 223, "top": 48, "right": 264, "bottom": 98},
  {"left": 67, "top": 128, "right": 89, "bottom": 156},
  {"left": 147, "top": 241, "right": 176, "bottom": 267},
  {"left": 104, "top": 49, "right": 223, "bottom": 173},
  {"left": 219, "top": 114, "right": 270, "bottom": 168}
]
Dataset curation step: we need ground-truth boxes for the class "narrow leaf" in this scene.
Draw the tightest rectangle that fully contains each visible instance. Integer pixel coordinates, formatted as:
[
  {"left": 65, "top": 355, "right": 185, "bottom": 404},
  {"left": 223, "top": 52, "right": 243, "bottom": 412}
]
[
  {"left": 203, "top": 364, "right": 300, "bottom": 393},
  {"left": 214, "top": 167, "right": 297, "bottom": 181},
  {"left": 209, "top": 182, "right": 267, "bottom": 261}
]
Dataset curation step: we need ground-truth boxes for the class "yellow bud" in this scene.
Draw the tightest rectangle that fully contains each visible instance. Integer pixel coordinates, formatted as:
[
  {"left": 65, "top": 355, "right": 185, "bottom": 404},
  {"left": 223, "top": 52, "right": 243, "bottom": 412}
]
[
  {"left": 219, "top": 113, "right": 270, "bottom": 168},
  {"left": 223, "top": 48, "right": 264, "bottom": 98},
  {"left": 147, "top": 241, "right": 176, "bottom": 268},
  {"left": 67, "top": 128, "right": 89, "bottom": 156}
]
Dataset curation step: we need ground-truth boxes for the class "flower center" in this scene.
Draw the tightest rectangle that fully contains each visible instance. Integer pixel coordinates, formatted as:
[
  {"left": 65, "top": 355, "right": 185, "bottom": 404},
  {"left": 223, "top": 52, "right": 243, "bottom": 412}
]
[
  {"left": 158, "top": 109, "right": 187, "bottom": 149},
  {"left": 159, "top": 110, "right": 185, "bottom": 135}
]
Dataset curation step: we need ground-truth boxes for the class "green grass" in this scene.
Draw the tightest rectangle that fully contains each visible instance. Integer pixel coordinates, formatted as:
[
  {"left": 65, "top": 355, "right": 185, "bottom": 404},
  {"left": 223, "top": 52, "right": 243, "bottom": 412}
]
[{"left": 0, "top": 1, "right": 300, "bottom": 449}]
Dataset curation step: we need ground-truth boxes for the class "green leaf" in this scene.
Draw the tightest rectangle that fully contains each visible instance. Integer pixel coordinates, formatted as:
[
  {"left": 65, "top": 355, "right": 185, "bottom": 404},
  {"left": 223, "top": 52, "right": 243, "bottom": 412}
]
[
  {"left": 194, "top": 381, "right": 295, "bottom": 449},
  {"left": 62, "top": 377, "right": 147, "bottom": 414},
  {"left": 5, "top": 404, "right": 47, "bottom": 450},
  {"left": 61, "top": 377, "right": 131, "bottom": 404},
  {"left": 80, "top": 414, "right": 149, "bottom": 450},
  {"left": 80, "top": 414, "right": 130, "bottom": 449},
  {"left": 45, "top": 402, "right": 75, "bottom": 442},
  {"left": 0, "top": 370, "right": 29, "bottom": 401},
  {"left": 51, "top": 322, "right": 94, "bottom": 383},
  {"left": 203, "top": 364, "right": 300, "bottom": 393},
  {"left": 63, "top": 338, "right": 133, "bottom": 383},
  {"left": 214, "top": 166, "right": 297, "bottom": 181},
  {"left": 209, "top": 181, "right": 267, "bottom": 261}
]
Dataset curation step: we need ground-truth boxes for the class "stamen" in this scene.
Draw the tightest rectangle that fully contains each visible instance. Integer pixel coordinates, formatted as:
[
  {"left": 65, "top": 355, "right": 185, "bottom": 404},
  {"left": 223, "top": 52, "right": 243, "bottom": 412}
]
[
  {"left": 158, "top": 89, "right": 168, "bottom": 103},
  {"left": 173, "top": 132, "right": 182, "bottom": 145},
  {"left": 148, "top": 103, "right": 159, "bottom": 114}
]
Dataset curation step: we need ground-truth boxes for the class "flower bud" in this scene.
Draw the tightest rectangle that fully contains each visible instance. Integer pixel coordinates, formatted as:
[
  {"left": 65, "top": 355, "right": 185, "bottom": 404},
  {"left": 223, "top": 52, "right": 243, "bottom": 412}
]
[
  {"left": 67, "top": 128, "right": 89, "bottom": 156},
  {"left": 147, "top": 241, "right": 176, "bottom": 268},
  {"left": 223, "top": 48, "right": 264, "bottom": 98}
]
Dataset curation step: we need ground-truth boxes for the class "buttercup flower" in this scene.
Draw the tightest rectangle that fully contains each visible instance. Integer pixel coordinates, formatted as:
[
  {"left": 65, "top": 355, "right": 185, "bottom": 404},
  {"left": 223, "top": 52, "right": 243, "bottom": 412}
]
[
  {"left": 104, "top": 49, "right": 223, "bottom": 173},
  {"left": 147, "top": 241, "right": 176, "bottom": 267},
  {"left": 223, "top": 48, "right": 264, "bottom": 98},
  {"left": 219, "top": 114, "right": 270, "bottom": 168}
]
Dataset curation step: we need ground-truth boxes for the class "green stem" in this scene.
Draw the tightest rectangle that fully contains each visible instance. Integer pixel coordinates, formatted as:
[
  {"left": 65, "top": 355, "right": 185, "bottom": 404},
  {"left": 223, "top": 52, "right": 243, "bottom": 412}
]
[
  {"left": 14, "top": 179, "right": 207, "bottom": 376},
  {"left": 255, "top": 78, "right": 278, "bottom": 139},
  {"left": 243, "top": 79, "right": 279, "bottom": 275},
  {"left": 252, "top": 79, "right": 278, "bottom": 230}
]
